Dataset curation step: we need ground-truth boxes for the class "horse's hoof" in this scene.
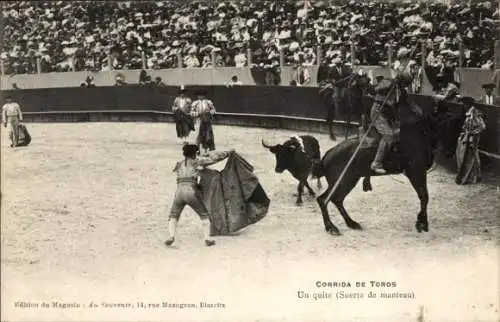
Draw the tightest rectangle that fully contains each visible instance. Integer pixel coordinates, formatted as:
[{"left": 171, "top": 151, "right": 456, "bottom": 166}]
[
  {"left": 325, "top": 225, "right": 341, "bottom": 236},
  {"left": 309, "top": 192, "right": 316, "bottom": 197},
  {"left": 415, "top": 222, "right": 429, "bottom": 233},
  {"left": 296, "top": 200, "right": 303, "bottom": 206},
  {"left": 347, "top": 221, "right": 363, "bottom": 230}
]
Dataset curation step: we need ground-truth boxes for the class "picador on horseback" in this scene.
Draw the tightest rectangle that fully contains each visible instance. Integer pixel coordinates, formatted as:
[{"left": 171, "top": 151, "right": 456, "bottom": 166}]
[
  {"left": 312, "top": 44, "right": 456, "bottom": 236},
  {"left": 369, "top": 47, "right": 423, "bottom": 174}
]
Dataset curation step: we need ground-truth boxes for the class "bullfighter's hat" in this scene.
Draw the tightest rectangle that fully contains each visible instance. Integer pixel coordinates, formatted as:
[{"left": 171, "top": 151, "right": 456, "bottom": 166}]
[
  {"left": 182, "top": 143, "right": 199, "bottom": 157},
  {"left": 375, "top": 75, "right": 385, "bottom": 81},
  {"left": 195, "top": 90, "right": 207, "bottom": 96}
]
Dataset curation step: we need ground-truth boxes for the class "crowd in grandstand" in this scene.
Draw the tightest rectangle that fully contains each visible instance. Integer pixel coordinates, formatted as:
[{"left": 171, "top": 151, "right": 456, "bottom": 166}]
[{"left": 1, "top": 0, "right": 498, "bottom": 75}]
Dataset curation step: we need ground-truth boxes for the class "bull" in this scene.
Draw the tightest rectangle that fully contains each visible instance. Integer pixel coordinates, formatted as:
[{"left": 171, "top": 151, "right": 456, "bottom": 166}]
[{"left": 262, "top": 135, "right": 322, "bottom": 205}]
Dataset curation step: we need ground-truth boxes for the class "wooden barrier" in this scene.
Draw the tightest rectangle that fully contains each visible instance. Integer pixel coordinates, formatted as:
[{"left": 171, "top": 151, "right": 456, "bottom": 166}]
[{"left": 1, "top": 85, "right": 498, "bottom": 170}]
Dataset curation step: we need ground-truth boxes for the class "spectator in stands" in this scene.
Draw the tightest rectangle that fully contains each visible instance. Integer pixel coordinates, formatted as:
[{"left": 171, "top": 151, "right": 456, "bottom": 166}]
[
  {"left": 265, "top": 61, "right": 281, "bottom": 86},
  {"left": 481, "top": 83, "right": 497, "bottom": 105},
  {"left": 139, "top": 70, "right": 149, "bottom": 85},
  {"left": 0, "top": 1, "right": 497, "bottom": 74},
  {"left": 85, "top": 76, "right": 95, "bottom": 87},
  {"left": 226, "top": 75, "right": 242, "bottom": 87},
  {"left": 115, "top": 72, "right": 127, "bottom": 86},
  {"left": 184, "top": 48, "right": 200, "bottom": 68},
  {"left": 234, "top": 48, "right": 247, "bottom": 67},
  {"left": 154, "top": 77, "right": 166, "bottom": 87},
  {"left": 291, "top": 58, "right": 311, "bottom": 86}
]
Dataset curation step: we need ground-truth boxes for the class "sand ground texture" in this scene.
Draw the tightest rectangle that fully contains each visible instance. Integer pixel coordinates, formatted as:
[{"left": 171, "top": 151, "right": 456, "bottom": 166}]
[{"left": 1, "top": 123, "right": 499, "bottom": 322}]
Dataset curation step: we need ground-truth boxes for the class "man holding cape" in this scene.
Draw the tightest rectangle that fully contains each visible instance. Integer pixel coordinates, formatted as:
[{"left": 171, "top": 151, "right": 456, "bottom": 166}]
[{"left": 165, "top": 144, "right": 270, "bottom": 247}]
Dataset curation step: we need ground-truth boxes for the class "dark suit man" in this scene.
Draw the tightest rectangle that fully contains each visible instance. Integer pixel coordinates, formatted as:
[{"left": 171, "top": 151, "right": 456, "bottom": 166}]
[
  {"left": 318, "top": 59, "right": 336, "bottom": 139},
  {"left": 481, "top": 83, "right": 497, "bottom": 106},
  {"left": 329, "top": 57, "right": 353, "bottom": 122}
]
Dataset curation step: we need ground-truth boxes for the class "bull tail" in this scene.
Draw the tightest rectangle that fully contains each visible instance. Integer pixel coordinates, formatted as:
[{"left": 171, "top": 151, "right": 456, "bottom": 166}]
[{"left": 311, "top": 158, "right": 325, "bottom": 179}]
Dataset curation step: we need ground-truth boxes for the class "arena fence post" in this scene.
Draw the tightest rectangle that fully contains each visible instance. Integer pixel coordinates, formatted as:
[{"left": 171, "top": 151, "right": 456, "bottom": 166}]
[
  {"left": 421, "top": 41, "right": 427, "bottom": 67},
  {"left": 1, "top": 59, "right": 5, "bottom": 76},
  {"left": 458, "top": 41, "right": 464, "bottom": 94},
  {"left": 177, "top": 52, "right": 182, "bottom": 69},
  {"left": 316, "top": 45, "right": 322, "bottom": 65},
  {"left": 458, "top": 41, "right": 464, "bottom": 68},
  {"left": 211, "top": 51, "right": 217, "bottom": 85},
  {"left": 388, "top": 44, "right": 393, "bottom": 68},
  {"left": 350, "top": 41, "right": 356, "bottom": 66},
  {"left": 279, "top": 49, "right": 285, "bottom": 68},
  {"left": 246, "top": 47, "right": 252, "bottom": 66},
  {"left": 211, "top": 51, "right": 216, "bottom": 67},
  {"left": 36, "top": 58, "right": 41, "bottom": 74},
  {"left": 177, "top": 52, "right": 184, "bottom": 87},
  {"left": 495, "top": 40, "right": 500, "bottom": 70},
  {"left": 108, "top": 53, "right": 112, "bottom": 71},
  {"left": 141, "top": 51, "right": 146, "bottom": 70}
]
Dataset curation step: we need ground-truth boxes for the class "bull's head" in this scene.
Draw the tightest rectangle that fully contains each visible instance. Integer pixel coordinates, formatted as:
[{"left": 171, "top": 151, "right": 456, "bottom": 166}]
[{"left": 262, "top": 139, "right": 303, "bottom": 173}]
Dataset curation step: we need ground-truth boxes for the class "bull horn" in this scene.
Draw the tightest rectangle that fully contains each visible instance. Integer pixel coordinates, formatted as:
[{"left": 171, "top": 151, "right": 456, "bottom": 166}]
[{"left": 262, "top": 139, "right": 276, "bottom": 149}]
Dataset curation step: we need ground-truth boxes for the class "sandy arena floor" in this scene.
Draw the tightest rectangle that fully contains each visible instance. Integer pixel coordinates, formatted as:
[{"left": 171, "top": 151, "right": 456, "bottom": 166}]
[{"left": 1, "top": 123, "right": 499, "bottom": 322}]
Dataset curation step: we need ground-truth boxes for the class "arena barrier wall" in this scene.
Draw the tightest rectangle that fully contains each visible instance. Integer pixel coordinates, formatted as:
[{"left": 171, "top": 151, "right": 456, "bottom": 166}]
[
  {"left": 1, "top": 67, "right": 496, "bottom": 100},
  {"left": 1, "top": 85, "right": 498, "bottom": 169}
]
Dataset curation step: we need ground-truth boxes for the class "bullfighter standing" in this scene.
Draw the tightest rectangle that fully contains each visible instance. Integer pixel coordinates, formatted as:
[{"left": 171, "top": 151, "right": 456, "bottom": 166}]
[
  {"left": 165, "top": 143, "right": 232, "bottom": 247},
  {"left": 2, "top": 96, "right": 23, "bottom": 148},
  {"left": 172, "top": 87, "right": 194, "bottom": 140},
  {"left": 191, "top": 91, "right": 216, "bottom": 154}
]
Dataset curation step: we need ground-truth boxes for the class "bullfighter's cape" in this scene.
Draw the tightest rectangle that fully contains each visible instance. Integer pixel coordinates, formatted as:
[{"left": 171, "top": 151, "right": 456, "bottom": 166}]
[
  {"left": 199, "top": 151, "right": 270, "bottom": 236},
  {"left": 17, "top": 124, "right": 31, "bottom": 147},
  {"left": 173, "top": 110, "right": 194, "bottom": 138}
]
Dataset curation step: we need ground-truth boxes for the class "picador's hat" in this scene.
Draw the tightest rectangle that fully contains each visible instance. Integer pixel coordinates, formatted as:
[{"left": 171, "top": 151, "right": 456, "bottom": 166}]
[
  {"left": 482, "top": 83, "right": 495, "bottom": 89},
  {"left": 195, "top": 90, "right": 207, "bottom": 96}
]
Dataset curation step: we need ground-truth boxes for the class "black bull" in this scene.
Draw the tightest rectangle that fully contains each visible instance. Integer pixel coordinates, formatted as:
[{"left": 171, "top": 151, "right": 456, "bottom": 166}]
[{"left": 262, "top": 135, "right": 322, "bottom": 205}]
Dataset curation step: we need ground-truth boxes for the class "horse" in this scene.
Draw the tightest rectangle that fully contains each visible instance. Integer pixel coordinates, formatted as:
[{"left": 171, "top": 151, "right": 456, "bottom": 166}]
[
  {"left": 311, "top": 91, "right": 458, "bottom": 235},
  {"left": 319, "top": 72, "right": 368, "bottom": 141}
]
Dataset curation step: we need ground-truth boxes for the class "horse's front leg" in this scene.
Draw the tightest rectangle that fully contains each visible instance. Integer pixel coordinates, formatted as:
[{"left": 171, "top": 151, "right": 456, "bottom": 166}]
[{"left": 406, "top": 168, "right": 429, "bottom": 232}]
